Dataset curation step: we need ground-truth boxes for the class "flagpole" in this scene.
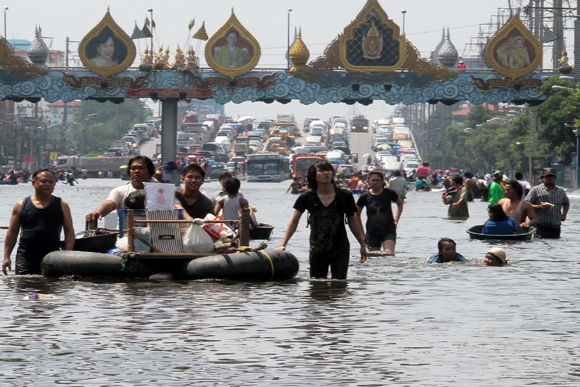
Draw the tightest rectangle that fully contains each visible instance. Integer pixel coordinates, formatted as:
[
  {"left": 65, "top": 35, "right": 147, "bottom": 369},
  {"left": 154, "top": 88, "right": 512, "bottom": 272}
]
[{"left": 148, "top": 8, "right": 154, "bottom": 53}]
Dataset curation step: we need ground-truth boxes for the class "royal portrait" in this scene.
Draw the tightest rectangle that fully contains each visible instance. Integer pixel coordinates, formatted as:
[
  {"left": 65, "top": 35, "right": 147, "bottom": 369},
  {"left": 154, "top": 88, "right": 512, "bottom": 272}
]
[
  {"left": 84, "top": 26, "right": 128, "bottom": 69},
  {"left": 211, "top": 30, "right": 254, "bottom": 69},
  {"left": 493, "top": 30, "right": 536, "bottom": 71}
]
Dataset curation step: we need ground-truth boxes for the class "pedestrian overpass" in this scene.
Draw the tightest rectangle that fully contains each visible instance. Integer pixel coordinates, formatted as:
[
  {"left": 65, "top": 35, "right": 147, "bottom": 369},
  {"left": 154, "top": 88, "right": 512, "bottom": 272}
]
[{"left": 0, "top": 0, "right": 560, "bottom": 174}]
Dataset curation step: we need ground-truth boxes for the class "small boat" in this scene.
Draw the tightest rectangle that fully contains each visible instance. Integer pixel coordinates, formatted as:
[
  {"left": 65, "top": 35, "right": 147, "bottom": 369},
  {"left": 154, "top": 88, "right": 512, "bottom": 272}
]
[
  {"left": 0, "top": 180, "right": 18, "bottom": 185},
  {"left": 349, "top": 189, "right": 364, "bottom": 195},
  {"left": 250, "top": 224, "right": 275, "bottom": 240},
  {"left": 466, "top": 225, "right": 535, "bottom": 241}
]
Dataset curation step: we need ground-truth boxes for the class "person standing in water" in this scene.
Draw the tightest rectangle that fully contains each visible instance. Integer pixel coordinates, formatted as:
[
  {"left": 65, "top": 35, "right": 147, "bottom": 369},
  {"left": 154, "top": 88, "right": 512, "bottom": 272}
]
[
  {"left": 277, "top": 161, "right": 367, "bottom": 280},
  {"left": 356, "top": 170, "right": 403, "bottom": 254},
  {"left": 3, "top": 169, "right": 75, "bottom": 275}
]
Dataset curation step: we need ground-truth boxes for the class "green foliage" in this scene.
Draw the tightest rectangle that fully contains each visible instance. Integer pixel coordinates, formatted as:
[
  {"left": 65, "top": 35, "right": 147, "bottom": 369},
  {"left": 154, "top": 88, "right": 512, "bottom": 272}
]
[
  {"left": 426, "top": 75, "right": 579, "bottom": 172},
  {"left": 70, "top": 99, "right": 152, "bottom": 154}
]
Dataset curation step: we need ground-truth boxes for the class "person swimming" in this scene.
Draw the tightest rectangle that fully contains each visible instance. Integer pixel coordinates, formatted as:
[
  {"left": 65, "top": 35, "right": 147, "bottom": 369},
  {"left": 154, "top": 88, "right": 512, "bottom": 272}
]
[{"left": 484, "top": 248, "right": 507, "bottom": 267}]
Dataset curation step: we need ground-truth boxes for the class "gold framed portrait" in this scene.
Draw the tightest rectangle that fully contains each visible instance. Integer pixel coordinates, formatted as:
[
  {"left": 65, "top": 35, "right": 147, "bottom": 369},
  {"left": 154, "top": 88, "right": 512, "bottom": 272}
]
[
  {"left": 205, "top": 10, "right": 261, "bottom": 79},
  {"left": 78, "top": 11, "right": 136, "bottom": 79},
  {"left": 486, "top": 13, "right": 542, "bottom": 79}
]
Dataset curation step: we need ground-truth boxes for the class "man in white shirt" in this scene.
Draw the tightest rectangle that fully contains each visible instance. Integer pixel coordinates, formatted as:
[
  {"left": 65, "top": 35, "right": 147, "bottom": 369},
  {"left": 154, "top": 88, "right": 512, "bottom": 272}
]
[
  {"left": 387, "top": 170, "right": 409, "bottom": 201},
  {"left": 85, "top": 156, "right": 155, "bottom": 222},
  {"left": 515, "top": 171, "right": 531, "bottom": 196}
]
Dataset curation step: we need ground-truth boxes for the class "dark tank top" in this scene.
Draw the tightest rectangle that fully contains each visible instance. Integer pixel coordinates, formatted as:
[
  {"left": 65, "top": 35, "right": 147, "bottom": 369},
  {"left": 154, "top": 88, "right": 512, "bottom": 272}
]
[{"left": 18, "top": 195, "right": 63, "bottom": 258}]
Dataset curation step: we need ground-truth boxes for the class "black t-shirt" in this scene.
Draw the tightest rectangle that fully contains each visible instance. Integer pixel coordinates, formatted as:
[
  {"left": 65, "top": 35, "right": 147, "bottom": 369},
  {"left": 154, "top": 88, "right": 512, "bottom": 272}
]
[
  {"left": 175, "top": 189, "right": 214, "bottom": 219},
  {"left": 294, "top": 188, "right": 357, "bottom": 256},
  {"left": 356, "top": 189, "right": 399, "bottom": 235}
]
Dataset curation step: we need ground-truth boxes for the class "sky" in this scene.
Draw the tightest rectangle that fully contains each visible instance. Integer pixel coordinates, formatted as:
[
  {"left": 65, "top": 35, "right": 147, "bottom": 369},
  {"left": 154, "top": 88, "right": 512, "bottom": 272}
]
[{"left": 3, "top": 0, "right": 571, "bottom": 125}]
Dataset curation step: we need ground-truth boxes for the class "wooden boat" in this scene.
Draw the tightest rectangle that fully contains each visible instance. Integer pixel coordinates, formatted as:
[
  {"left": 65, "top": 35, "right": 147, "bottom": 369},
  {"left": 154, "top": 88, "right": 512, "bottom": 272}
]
[
  {"left": 466, "top": 225, "right": 535, "bottom": 241},
  {"left": 250, "top": 224, "right": 274, "bottom": 240}
]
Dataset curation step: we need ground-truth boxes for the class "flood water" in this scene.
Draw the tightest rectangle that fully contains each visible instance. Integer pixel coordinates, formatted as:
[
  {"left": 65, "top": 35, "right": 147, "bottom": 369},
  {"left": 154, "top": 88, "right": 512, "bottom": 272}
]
[{"left": 1, "top": 178, "right": 579, "bottom": 386}]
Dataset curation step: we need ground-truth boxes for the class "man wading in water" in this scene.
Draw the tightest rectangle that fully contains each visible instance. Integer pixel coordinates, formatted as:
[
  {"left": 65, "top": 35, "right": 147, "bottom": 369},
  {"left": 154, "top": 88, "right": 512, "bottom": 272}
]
[
  {"left": 277, "top": 161, "right": 367, "bottom": 280},
  {"left": 3, "top": 169, "right": 75, "bottom": 275}
]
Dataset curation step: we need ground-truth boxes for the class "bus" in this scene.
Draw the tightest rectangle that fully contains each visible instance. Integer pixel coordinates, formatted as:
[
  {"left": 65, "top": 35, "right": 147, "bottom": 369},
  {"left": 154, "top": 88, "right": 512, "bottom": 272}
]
[
  {"left": 351, "top": 116, "right": 369, "bottom": 132},
  {"left": 292, "top": 154, "right": 326, "bottom": 178},
  {"left": 246, "top": 153, "right": 287, "bottom": 182},
  {"left": 57, "top": 156, "right": 133, "bottom": 178}
]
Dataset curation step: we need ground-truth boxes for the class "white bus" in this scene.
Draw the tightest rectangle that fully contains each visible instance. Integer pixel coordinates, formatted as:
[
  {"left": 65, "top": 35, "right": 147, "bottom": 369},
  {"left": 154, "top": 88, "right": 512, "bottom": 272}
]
[
  {"left": 246, "top": 153, "right": 287, "bottom": 182},
  {"left": 57, "top": 156, "right": 133, "bottom": 178}
]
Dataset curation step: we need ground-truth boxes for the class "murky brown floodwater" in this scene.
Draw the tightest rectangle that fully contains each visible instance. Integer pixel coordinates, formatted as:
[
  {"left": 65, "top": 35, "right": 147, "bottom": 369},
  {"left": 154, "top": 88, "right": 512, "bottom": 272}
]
[{"left": 1, "top": 175, "right": 579, "bottom": 386}]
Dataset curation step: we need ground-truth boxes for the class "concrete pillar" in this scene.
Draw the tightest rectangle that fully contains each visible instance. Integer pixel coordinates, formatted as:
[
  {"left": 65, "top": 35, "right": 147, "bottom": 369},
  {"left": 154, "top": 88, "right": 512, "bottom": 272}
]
[{"left": 161, "top": 98, "right": 180, "bottom": 186}]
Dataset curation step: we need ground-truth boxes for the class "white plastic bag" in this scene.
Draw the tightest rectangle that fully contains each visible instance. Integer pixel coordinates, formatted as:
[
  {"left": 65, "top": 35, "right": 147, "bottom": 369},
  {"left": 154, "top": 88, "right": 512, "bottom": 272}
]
[
  {"left": 183, "top": 223, "right": 215, "bottom": 253},
  {"left": 202, "top": 214, "right": 233, "bottom": 240}
]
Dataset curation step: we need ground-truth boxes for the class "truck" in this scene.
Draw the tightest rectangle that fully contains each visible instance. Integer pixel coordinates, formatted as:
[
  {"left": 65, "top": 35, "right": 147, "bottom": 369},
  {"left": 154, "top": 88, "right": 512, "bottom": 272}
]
[
  {"left": 351, "top": 116, "right": 369, "bottom": 132},
  {"left": 234, "top": 136, "right": 250, "bottom": 157},
  {"left": 276, "top": 114, "right": 295, "bottom": 123}
]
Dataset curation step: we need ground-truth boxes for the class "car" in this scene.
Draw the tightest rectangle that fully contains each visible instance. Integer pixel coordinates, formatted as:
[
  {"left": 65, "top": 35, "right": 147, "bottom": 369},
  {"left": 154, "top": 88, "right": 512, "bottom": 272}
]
[
  {"left": 209, "top": 162, "right": 226, "bottom": 179},
  {"left": 225, "top": 161, "right": 240, "bottom": 173},
  {"left": 331, "top": 141, "right": 347, "bottom": 148},
  {"left": 337, "top": 164, "right": 357, "bottom": 177}
]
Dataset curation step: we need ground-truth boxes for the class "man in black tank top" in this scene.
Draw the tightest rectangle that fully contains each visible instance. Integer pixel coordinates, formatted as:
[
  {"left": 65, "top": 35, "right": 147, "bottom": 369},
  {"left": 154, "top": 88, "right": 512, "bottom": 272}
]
[{"left": 3, "top": 169, "right": 75, "bottom": 275}]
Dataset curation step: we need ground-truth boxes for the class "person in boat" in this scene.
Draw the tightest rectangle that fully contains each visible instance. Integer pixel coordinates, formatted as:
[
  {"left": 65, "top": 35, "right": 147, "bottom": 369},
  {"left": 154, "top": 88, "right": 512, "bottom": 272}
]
[
  {"left": 7, "top": 170, "right": 19, "bottom": 185},
  {"left": 525, "top": 168, "right": 570, "bottom": 239},
  {"left": 417, "top": 162, "right": 431, "bottom": 181},
  {"left": 210, "top": 172, "right": 244, "bottom": 206},
  {"left": 387, "top": 170, "right": 408, "bottom": 201},
  {"left": 20, "top": 168, "right": 30, "bottom": 183},
  {"left": 85, "top": 156, "right": 156, "bottom": 223},
  {"left": 286, "top": 177, "right": 304, "bottom": 195},
  {"left": 498, "top": 180, "right": 537, "bottom": 230},
  {"left": 482, "top": 203, "right": 518, "bottom": 235},
  {"left": 214, "top": 178, "right": 250, "bottom": 223},
  {"left": 446, "top": 175, "right": 469, "bottom": 218},
  {"left": 426, "top": 238, "right": 467, "bottom": 264},
  {"left": 174, "top": 164, "right": 214, "bottom": 220},
  {"left": 414, "top": 175, "right": 431, "bottom": 191},
  {"left": 356, "top": 170, "right": 404, "bottom": 254},
  {"left": 488, "top": 171, "right": 505, "bottom": 205},
  {"left": 277, "top": 160, "right": 367, "bottom": 280},
  {"left": 484, "top": 248, "right": 507, "bottom": 267},
  {"left": 3, "top": 169, "right": 75, "bottom": 275}
]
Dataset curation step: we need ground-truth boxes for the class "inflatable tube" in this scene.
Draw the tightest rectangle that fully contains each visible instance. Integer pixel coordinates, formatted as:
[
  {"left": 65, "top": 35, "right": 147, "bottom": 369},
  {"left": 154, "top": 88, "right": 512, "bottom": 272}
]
[
  {"left": 41, "top": 251, "right": 160, "bottom": 278},
  {"left": 179, "top": 250, "right": 299, "bottom": 281},
  {"left": 41, "top": 250, "right": 299, "bottom": 281}
]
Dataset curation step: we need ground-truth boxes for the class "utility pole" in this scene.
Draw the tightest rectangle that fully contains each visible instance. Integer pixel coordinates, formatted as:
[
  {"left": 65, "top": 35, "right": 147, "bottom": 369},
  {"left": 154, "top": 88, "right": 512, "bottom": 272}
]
[
  {"left": 575, "top": 0, "right": 580, "bottom": 81},
  {"left": 553, "top": 0, "right": 564, "bottom": 69}
]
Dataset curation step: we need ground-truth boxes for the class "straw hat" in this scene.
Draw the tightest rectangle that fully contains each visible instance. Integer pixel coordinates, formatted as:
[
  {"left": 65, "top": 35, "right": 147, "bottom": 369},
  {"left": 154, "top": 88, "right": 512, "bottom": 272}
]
[{"left": 488, "top": 248, "right": 507, "bottom": 264}]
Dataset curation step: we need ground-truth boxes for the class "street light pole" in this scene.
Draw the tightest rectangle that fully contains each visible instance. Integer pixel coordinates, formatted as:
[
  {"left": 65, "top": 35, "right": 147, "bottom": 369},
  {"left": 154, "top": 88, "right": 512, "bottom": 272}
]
[
  {"left": 4, "top": 6, "right": 8, "bottom": 39},
  {"left": 401, "top": 9, "right": 407, "bottom": 35},
  {"left": 287, "top": 8, "right": 292, "bottom": 70}
]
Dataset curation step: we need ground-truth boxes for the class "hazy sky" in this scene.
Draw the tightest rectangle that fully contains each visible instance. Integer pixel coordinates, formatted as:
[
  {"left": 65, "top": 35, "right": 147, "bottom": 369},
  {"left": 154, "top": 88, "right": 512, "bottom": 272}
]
[{"left": 3, "top": 0, "right": 568, "bottom": 124}]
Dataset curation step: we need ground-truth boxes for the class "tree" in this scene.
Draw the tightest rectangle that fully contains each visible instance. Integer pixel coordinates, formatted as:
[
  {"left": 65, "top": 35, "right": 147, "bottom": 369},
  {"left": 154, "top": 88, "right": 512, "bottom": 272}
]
[{"left": 71, "top": 99, "right": 152, "bottom": 155}]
